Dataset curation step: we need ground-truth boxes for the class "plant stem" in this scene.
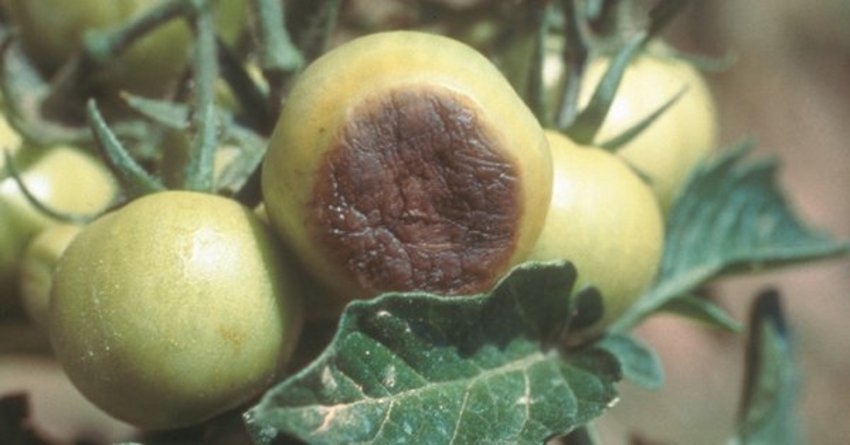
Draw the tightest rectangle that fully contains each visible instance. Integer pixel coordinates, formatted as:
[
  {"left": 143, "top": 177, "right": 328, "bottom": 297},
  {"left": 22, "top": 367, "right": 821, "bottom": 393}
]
[
  {"left": 526, "top": 1, "right": 551, "bottom": 128},
  {"left": 252, "top": 0, "right": 304, "bottom": 116},
  {"left": 555, "top": 0, "right": 590, "bottom": 131},
  {"left": 182, "top": 0, "right": 219, "bottom": 192},
  {"left": 82, "top": 0, "right": 192, "bottom": 68}
]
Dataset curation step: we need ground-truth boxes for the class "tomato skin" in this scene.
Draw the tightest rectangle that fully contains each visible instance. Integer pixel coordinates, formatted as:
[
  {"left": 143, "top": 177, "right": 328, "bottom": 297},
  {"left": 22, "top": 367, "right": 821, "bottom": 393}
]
[
  {"left": 49, "top": 191, "right": 303, "bottom": 430},
  {"left": 262, "top": 31, "right": 552, "bottom": 304},
  {"left": 19, "top": 223, "right": 81, "bottom": 331},
  {"left": 579, "top": 52, "right": 718, "bottom": 214},
  {"left": 3, "top": 0, "right": 248, "bottom": 97},
  {"left": 527, "top": 131, "right": 664, "bottom": 337},
  {"left": 0, "top": 145, "right": 116, "bottom": 318}
]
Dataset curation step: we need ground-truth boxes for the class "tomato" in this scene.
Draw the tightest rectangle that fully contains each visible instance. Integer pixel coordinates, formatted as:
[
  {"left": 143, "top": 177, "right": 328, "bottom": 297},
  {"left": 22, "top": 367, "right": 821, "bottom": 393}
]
[
  {"left": 527, "top": 131, "right": 664, "bottom": 337},
  {"left": 3, "top": 0, "right": 248, "bottom": 97},
  {"left": 579, "top": 50, "right": 718, "bottom": 213},
  {"left": 262, "top": 31, "right": 553, "bottom": 304},
  {"left": 0, "top": 145, "right": 116, "bottom": 318},
  {"left": 49, "top": 191, "right": 303, "bottom": 430},
  {"left": 18, "top": 223, "right": 81, "bottom": 331}
]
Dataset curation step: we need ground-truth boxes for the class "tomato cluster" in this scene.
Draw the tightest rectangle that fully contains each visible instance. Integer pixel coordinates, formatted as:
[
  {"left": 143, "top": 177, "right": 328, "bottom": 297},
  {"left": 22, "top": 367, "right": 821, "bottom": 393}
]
[{"left": 0, "top": 2, "right": 717, "bottom": 435}]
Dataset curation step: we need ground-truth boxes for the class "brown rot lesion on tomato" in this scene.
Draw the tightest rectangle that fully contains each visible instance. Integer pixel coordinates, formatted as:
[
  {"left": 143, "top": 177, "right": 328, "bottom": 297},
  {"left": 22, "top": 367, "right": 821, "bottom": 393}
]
[
  {"left": 261, "top": 30, "right": 553, "bottom": 306},
  {"left": 311, "top": 87, "right": 521, "bottom": 296}
]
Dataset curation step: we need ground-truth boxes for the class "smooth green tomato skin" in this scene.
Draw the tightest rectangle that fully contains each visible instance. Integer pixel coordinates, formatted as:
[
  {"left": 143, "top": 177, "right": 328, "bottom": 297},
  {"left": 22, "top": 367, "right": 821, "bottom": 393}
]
[
  {"left": 528, "top": 131, "right": 664, "bottom": 337},
  {"left": 19, "top": 223, "right": 81, "bottom": 331},
  {"left": 49, "top": 191, "right": 303, "bottom": 430}
]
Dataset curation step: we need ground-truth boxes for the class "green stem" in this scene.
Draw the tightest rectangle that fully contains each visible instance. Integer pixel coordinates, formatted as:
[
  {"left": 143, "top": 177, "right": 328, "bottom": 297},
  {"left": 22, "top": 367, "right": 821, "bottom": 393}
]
[
  {"left": 555, "top": 0, "right": 590, "bottom": 131},
  {"left": 87, "top": 100, "right": 165, "bottom": 198},
  {"left": 83, "top": 0, "right": 193, "bottom": 67},
  {"left": 2, "top": 150, "right": 98, "bottom": 224},
  {"left": 182, "top": 0, "right": 219, "bottom": 192},
  {"left": 252, "top": 0, "right": 304, "bottom": 115},
  {"left": 526, "top": 2, "right": 551, "bottom": 128},
  {"left": 253, "top": 0, "right": 304, "bottom": 72},
  {"left": 299, "top": 0, "right": 343, "bottom": 63}
]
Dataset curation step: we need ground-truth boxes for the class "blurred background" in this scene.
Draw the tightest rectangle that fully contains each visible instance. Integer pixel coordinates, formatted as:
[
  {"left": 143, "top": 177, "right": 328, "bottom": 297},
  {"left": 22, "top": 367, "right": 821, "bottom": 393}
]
[
  {"left": 602, "top": 1, "right": 850, "bottom": 444},
  {"left": 2, "top": 1, "right": 849, "bottom": 444}
]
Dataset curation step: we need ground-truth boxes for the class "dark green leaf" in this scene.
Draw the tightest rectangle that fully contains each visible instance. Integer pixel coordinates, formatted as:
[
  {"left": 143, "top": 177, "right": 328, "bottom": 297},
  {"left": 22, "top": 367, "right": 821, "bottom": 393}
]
[
  {"left": 730, "top": 290, "right": 803, "bottom": 445},
  {"left": 245, "top": 262, "right": 622, "bottom": 445},
  {"left": 596, "top": 334, "right": 663, "bottom": 390},
  {"left": 611, "top": 141, "right": 849, "bottom": 332},
  {"left": 662, "top": 295, "right": 742, "bottom": 333}
]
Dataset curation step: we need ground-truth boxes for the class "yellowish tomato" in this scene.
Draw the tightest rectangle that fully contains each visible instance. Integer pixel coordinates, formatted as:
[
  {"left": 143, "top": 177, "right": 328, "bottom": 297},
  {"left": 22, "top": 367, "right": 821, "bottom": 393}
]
[
  {"left": 527, "top": 131, "right": 664, "bottom": 337},
  {"left": 19, "top": 223, "right": 81, "bottom": 331},
  {"left": 262, "top": 31, "right": 553, "bottom": 303},
  {"left": 579, "top": 52, "right": 718, "bottom": 213}
]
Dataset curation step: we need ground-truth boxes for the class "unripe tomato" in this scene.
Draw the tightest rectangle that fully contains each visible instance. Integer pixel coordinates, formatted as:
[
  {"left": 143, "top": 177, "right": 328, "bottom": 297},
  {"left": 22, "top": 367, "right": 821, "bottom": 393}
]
[
  {"left": 50, "top": 191, "right": 303, "bottom": 430},
  {"left": 2, "top": 0, "right": 248, "bottom": 97},
  {"left": 262, "top": 31, "right": 553, "bottom": 304},
  {"left": 527, "top": 131, "right": 664, "bottom": 336},
  {"left": 0, "top": 145, "right": 116, "bottom": 317},
  {"left": 19, "top": 223, "right": 81, "bottom": 331},
  {"left": 0, "top": 145, "right": 117, "bottom": 237},
  {"left": 579, "top": 52, "right": 718, "bottom": 213}
]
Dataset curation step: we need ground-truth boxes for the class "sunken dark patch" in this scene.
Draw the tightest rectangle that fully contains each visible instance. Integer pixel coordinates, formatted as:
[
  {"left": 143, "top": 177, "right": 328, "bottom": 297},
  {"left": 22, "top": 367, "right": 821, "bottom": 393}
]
[{"left": 311, "top": 87, "right": 521, "bottom": 296}]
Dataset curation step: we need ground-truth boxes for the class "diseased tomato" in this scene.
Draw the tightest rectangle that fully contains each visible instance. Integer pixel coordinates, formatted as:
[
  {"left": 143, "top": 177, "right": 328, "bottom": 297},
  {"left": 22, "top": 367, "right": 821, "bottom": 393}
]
[
  {"left": 262, "top": 31, "right": 553, "bottom": 305},
  {"left": 49, "top": 191, "right": 303, "bottom": 430},
  {"left": 527, "top": 131, "right": 664, "bottom": 337}
]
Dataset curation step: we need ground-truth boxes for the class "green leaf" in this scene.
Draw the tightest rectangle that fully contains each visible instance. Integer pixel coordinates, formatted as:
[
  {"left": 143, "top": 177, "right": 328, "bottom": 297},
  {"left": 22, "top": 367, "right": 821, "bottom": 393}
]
[
  {"left": 244, "top": 262, "right": 622, "bottom": 445},
  {"left": 611, "top": 141, "right": 849, "bottom": 332},
  {"left": 662, "top": 294, "right": 742, "bottom": 333},
  {"left": 596, "top": 334, "right": 664, "bottom": 390},
  {"left": 122, "top": 94, "right": 191, "bottom": 130},
  {"left": 565, "top": 33, "right": 645, "bottom": 145},
  {"left": 729, "top": 290, "right": 803, "bottom": 445},
  {"left": 598, "top": 86, "right": 686, "bottom": 152}
]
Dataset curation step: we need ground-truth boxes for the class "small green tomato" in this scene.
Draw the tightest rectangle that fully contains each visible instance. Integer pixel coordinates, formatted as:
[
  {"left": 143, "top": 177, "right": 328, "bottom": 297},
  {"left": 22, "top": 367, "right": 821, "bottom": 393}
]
[
  {"left": 49, "top": 191, "right": 303, "bottom": 430},
  {"left": 19, "top": 223, "right": 81, "bottom": 331},
  {"left": 579, "top": 52, "right": 718, "bottom": 213},
  {"left": 527, "top": 131, "right": 664, "bottom": 337},
  {"left": 3, "top": 0, "right": 248, "bottom": 97}
]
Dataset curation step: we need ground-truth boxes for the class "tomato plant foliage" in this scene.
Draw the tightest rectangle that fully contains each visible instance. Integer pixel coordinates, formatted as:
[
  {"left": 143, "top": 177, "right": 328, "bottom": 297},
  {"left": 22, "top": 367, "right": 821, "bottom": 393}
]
[
  {"left": 245, "top": 262, "right": 622, "bottom": 445},
  {"left": 245, "top": 138, "right": 847, "bottom": 445}
]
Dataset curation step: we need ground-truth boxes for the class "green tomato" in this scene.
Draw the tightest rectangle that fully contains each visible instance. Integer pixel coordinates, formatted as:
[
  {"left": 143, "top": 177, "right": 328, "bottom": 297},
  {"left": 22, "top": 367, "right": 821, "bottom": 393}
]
[
  {"left": 0, "top": 145, "right": 116, "bottom": 318},
  {"left": 3, "top": 0, "right": 248, "bottom": 97},
  {"left": 50, "top": 191, "right": 303, "bottom": 430},
  {"left": 262, "top": 31, "right": 553, "bottom": 304},
  {"left": 19, "top": 223, "right": 81, "bottom": 331},
  {"left": 579, "top": 51, "right": 718, "bottom": 214},
  {"left": 527, "top": 131, "right": 664, "bottom": 337}
]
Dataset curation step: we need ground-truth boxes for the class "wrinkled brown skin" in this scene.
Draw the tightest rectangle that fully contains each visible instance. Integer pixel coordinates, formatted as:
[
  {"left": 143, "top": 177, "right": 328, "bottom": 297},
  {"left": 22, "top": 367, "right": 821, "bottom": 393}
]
[
  {"left": 312, "top": 88, "right": 520, "bottom": 295},
  {"left": 262, "top": 31, "right": 552, "bottom": 307}
]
